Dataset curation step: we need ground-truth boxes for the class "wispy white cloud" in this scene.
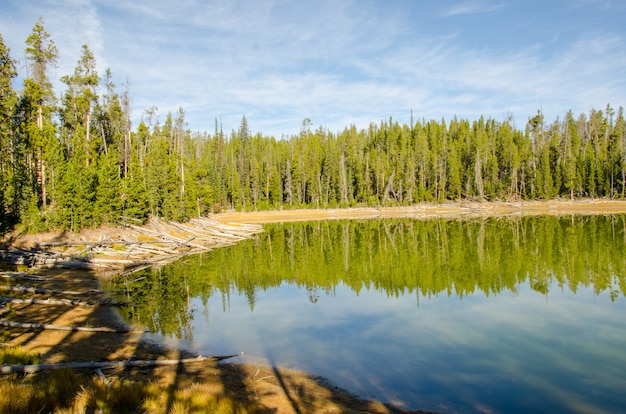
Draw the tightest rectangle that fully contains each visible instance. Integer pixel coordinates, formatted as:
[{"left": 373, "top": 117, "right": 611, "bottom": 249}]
[
  {"left": 41, "top": 0, "right": 105, "bottom": 75},
  {"left": 1, "top": 0, "right": 625, "bottom": 137},
  {"left": 442, "top": 0, "right": 505, "bottom": 17},
  {"left": 0, "top": 0, "right": 106, "bottom": 96}
]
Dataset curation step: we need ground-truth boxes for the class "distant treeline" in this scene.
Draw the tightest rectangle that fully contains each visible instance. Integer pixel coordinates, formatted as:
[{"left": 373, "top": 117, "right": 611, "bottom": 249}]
[{"left": 1, "top": 20, "right": 625, "bottom": 233}]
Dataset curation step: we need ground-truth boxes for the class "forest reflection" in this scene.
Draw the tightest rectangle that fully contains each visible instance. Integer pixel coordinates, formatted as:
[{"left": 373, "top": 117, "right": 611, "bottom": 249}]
[{"left": 110, "top": 215, "right": 626, "bottom": 337}]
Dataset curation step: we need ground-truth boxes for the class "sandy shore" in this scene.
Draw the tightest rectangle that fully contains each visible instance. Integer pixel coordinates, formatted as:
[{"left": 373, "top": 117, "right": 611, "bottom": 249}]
[{"left": 214, "top": 199, "right": 626, "bottom": 224}]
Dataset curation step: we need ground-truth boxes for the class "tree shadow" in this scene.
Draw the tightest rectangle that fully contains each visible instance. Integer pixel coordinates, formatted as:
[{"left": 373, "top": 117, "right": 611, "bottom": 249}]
[
  {"left": 217, "top": 361, "right": 278, "bottom": 413},
  {"left": 1, "top": 269, "right": 88, "bottom": 352},
  {"left": 254, "top": 362, "right": 426, "bottom": 414}
]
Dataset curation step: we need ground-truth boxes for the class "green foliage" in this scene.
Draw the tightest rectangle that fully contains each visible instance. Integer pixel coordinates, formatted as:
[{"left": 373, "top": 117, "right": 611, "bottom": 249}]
[
  {"left": 0, "top": 33, "right": 19, "bottom": 232},
  {"left": 1, "top": 20, "right": 626, "bottom": 233},
  {"left": 110, "top": 215, "right": 626, "bottom": 334},
  {"left": 94, "top": 150, "right": 122, "bottom": 225},
  {"left": 122, "top": 151, "right": 150, "bottom": 223}
]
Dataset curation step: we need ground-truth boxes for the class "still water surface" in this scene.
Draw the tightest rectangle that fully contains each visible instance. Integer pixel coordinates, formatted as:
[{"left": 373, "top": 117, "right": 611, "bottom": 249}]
[{"left": 111, "top": 216, "right": 626, "bottom": 413}]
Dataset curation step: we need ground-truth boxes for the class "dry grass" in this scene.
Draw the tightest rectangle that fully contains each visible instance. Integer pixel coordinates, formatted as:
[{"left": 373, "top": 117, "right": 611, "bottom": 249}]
[
  {"left": 0, "top": 346, "right": 42, "bottom": 365},
  {"left": 0, "top": 344, "right": 418, "bottom": 414},
  {"left": 0, "top": 350, "right": 256, "bottom": 414}
]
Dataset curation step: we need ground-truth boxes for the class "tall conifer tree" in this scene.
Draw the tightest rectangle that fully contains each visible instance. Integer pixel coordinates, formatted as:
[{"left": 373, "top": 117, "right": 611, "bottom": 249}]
[
  {"left": 23, "top": 18, "right": 59, "bottom": 209},
  {"left": 0, "top": 34, "right": 18, "bottom": 231}
]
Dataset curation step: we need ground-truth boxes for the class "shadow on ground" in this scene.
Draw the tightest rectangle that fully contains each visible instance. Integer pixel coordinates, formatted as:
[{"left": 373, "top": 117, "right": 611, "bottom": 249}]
[{"left": 0, "top": 267, "right": 429, "bottom": 414}]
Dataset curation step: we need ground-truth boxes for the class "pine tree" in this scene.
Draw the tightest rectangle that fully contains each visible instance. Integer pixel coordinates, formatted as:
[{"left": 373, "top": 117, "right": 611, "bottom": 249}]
[
  {"left": 122, "top": 151, "right": 149, "bottom": 223},
  {"left": 611, "top": 107, "right": 626, "bottom": 197},
  {"left": 495, "top": 120, "right": 519, "bottom": 199},
  {"left": 94, "top": 150, "right": 122, "bottom": 225},
  {"left": 560, "top": 111, "right": 581, "bottom": 198},
  {"left": 59, "top": 44, "right": 99, "bottom": 165},
  {"left": 0, "top": 34, "right": 18, "bottom": 231},
  {"left": 446, "top": 145, "right": 462, "bottom": 199},
  {"left": 23, "top": 18, "right": 59, "bottom": 209},
  {"left": 48, "top": 44, "right": 102, "bottom": 230}
]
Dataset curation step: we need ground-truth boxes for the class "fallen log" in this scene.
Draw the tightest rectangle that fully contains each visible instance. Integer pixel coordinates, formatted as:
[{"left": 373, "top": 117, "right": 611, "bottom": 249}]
[
  {"left": 94, "top": 368, "right": 111, "bottom": 387},
  {"left": 0, "top": 353, "right": 242, "bottom": 374},
  {"left": 128, "top": 224, "right": 161, "bottom": 235},
  {"left": 0, "top": 285, "right": 103, "bottom": 296},
  {"left": 0, "top": 296, "right": 126, "bottom": 307},
  {"left": 38, "top": 240, "right": 199, "bottom": 248},
  {"left": 124, "top": 244, "right": 178, "bottom": 255},
  {"left": 0, "top": 272, "right": 44, "bottom": 281},
  {"left": 0, "top": 320, "right": 146, "bottom": 333},
  {"left": 0, "top": 296, "right": 87, "bottom": 306},
  {"left": 37, "top": 241, "right": 107, "bottom": 247}
]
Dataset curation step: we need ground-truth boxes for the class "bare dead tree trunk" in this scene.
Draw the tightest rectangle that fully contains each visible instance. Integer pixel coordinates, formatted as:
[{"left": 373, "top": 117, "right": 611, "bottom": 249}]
[
  {"left": 339, "top": 149, "right": 349, "bottom": 204},
  {"left": 85, "top": 112, "right": 91, "bottom": 166},
  {"left": 36, "top": 105, "right": 47, "bottom": 207},
  {"left": 382, "top": 171, "right": 396, "bottom": 204},
  {"left": 285, "top": 159, "right": 293, "bottom": 206},
  {"left": 0, "top": 319, "right": 146, "bottom": 333},
  {"left": 0, "top": 354, "right": 241, "bottom": 375},
  {"left": 475, "top": 153, "right": 484, "bottom": 199}
]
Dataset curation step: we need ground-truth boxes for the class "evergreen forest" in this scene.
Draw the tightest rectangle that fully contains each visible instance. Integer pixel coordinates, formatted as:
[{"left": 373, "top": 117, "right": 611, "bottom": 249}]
[{"left": 1, "top": 20, "right": 626, "bottom": 234}]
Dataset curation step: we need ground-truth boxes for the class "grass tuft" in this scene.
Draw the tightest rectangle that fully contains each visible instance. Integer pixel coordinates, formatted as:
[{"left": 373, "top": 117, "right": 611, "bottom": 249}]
[
  {"left": 0, "top": 346, "right": 42, "bottom": 365},
  {"left": 69, "top": 376, "right": 146, "bottom": 414},
  {"left": 0, "top": 363, "right": 255, "bottom": 413}
]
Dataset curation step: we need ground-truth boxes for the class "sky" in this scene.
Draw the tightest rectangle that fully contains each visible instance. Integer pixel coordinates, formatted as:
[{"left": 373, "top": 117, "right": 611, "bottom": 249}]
[{"left": 1, "top": 0, "right": 625, "bottom": 138}]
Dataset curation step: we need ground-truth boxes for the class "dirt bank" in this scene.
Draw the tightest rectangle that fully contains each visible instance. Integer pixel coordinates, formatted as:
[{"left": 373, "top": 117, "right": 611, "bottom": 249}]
[{"left": 213, "top": 199, "right": 626, "bottom": 224}]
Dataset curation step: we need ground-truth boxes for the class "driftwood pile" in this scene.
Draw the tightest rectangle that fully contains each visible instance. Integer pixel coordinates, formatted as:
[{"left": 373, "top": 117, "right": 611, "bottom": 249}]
[
  {"left": 0, "top": 217, "right": 257, "bottom": 376},
  {"left": 0, "top": 217, "right": 263, "bottom": 271}
]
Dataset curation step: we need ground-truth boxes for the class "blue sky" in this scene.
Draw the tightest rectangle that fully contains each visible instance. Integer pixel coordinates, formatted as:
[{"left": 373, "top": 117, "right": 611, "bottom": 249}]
[{"left": 1, "top": 0, "right": 625, "bottom": 137}]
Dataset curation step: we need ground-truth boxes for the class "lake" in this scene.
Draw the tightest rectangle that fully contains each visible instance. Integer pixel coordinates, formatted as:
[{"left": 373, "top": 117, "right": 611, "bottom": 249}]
[{"left": 109, "top": 215, "right": 626, "bottom": 413}]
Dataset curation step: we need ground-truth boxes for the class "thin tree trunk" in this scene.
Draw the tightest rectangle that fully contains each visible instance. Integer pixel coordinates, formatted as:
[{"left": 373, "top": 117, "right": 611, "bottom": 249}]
[
  {"left": 180, "top": 161, "right": 185, "bottom": 199},
  {"left": 285, "top": 159, "right": 293, "bottom": 206},
  {"left": 100, "top": 122, "right": 108, "bottom": 155},
  {"left": 37, "top": 117, "right": 47, "bottom": 206},
  {"left": 382, "top": 171, "right": 396, "bottom": 204},
  {"left": 339, "top": 149, "right": 349, "bottom": 204},
  {"left": 475, "top": 153, "right": 484, "bottom": 199},
  {"left": 36, "top": 106, "right": 43, "bottom": 129},
  {"left": 41, "top": 158, "right": 46, "bottom": 207},
  {"left": 85, "top": 112, "right": 91, "bottom": 166}
]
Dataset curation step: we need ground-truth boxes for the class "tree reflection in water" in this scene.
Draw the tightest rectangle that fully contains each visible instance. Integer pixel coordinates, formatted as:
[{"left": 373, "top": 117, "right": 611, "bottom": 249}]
[
  {"left": 107, "top": 215, "right": 626, "bottom": 413},
  {"left": 110, "top": 215, "right": 626, "bottom": 337}
]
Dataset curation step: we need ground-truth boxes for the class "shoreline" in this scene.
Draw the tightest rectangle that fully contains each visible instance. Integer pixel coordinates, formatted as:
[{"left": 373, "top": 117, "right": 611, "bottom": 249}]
[
  {"left": 4, "top": 199, "right": 626, "bottom": 270},
  {"left": 213, "top": 199, "right": 626, "bottom": 224},
  {"left": 3, "top": 198, "right": 626, "bottom": 413}
]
